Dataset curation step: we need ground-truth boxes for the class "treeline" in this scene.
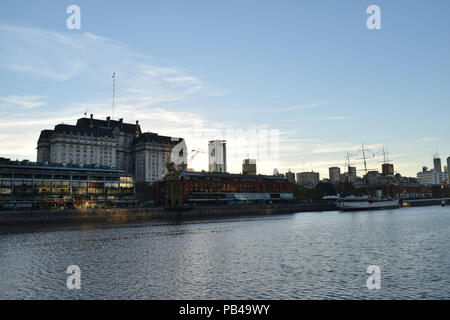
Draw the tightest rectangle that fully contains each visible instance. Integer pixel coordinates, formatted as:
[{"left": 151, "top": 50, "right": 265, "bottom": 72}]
[{"left": 293, "top": 181, "right": 365, "bottom": 200}]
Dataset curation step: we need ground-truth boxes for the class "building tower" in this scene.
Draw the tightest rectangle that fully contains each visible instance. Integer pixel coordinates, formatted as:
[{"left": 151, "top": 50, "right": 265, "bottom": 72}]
[
  {"left": 434, "top": 153, "right": 442, "bottom": 173},
  {"left": 285, "top": 170, "right": 296, "bottom": 184},
  {"left": 208, "top": 140, "right": 227, "bottom": 173},
  {"left": 447, "top": 156, "right": 450, "bottom": 183},
  {"left": 242, "top": 159, "right": 256, "bottom": 175},
  {"left": 329, "top": 167, "right": 341, "bottom": 184}
]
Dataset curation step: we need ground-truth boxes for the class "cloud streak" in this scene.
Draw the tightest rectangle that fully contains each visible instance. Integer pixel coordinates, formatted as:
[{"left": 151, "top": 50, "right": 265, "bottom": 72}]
[{"left": 0, "top": 95, "right": 46, "bottom": 109}]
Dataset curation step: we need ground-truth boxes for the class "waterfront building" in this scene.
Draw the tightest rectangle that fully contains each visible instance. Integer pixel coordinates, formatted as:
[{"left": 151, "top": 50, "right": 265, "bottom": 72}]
[
  {"left": 160, "top": 171, "right": 293, "bottom": 207},
  {"left": 208, "top": 140, "right": 227, "bottom": 173},
  {"left": 296, "top": 171, "right": 320, "bottom": 188},
  {"left": 37, "top": 114, "right": 184, "bottom": 183},
  {"left": 0, "top": 158, "right": 135, "bottom": 210},
  {"left": 37, "top": 115, "right": 140, "bottom": 171},
  {"left": 133, "top": 133, "right": 185, "bottom": 183},
  {"left": 242, "top": 159, "right": 256, "bottom": 175},
  {"left": 329, "top": 167, "right": 341, "bottom": 184},
  {"left": 285, "top": 170, "right": 296, "bottom": 184}
]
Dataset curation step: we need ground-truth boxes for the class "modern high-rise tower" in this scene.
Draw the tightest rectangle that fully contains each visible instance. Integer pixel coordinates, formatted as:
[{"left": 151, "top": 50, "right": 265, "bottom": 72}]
[
  {"left": 434, "top": 154, "right": 442, "bottom": 173},
  {"left": 447, "top": 156, "right": 450, "bottom": 182},
  {"left": 208, "top": 140, "right": 227, "bottom": 173}
]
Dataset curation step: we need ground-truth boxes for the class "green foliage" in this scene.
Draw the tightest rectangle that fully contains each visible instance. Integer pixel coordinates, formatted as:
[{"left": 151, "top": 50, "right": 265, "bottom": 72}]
[
  {"left": 163, "top": 161, "right": 179, "bottom": 181},
  {"left": 135, "top": 181, "right": 156, "bottom": 204},
  {"left": 293, "top": 182, "right": 336, "bottom": 200}
]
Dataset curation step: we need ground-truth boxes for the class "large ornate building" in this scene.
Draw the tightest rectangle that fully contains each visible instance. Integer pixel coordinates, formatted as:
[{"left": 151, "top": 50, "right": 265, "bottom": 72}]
[{"left": 37, "top": 114, "right": 185, "bottom": 183}]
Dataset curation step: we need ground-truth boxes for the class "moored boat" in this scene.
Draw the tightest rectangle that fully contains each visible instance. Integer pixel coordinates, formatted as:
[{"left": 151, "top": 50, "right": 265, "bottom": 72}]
[{"left": 336, "top": 195, "right": 399, "bottom": 211}]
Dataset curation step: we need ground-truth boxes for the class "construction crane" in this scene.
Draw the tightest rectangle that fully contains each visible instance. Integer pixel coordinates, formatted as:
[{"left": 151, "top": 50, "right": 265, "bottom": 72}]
[{"left": 188, "top": 149, "right": 206, "bottom": 169}]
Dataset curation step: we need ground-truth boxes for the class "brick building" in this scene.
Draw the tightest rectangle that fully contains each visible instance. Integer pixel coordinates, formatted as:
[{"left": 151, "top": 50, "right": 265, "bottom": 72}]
[{"left": 160, "top": 171, "right": 294, "bottom": 207}]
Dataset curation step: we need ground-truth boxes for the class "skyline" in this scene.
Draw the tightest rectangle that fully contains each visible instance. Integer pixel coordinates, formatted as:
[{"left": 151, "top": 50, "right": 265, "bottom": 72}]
[{"left": 1, "top": 0, "right": 450, "bottom": 178}]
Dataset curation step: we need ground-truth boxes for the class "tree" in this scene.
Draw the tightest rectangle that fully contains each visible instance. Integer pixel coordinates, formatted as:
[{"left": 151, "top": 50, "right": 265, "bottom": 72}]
[
  {"left": 135, "top": 181, "right": 156, "bottom": 204},
  {"left": 314, "top": 182, "right": 336, "bottom": 199},
  {"left": 163, "top": 161, "right": 179, "bottom": 181},
  {"left": 293, "top": 184, "right": 314, "bottom": 200}
]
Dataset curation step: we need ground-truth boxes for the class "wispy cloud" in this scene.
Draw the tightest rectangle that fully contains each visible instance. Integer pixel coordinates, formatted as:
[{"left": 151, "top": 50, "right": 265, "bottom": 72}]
[
  {"left": 0, "top": 95, "right": 46, "bottom": 109},
  {"left": 418, "top": 136, "right": 441, "bottom": 143},
  {"left": 0, "top": 23, "right": 429, "bottom": 177},
  {"left": 242, "top": 100, "right": 328, "bottom": 114}
]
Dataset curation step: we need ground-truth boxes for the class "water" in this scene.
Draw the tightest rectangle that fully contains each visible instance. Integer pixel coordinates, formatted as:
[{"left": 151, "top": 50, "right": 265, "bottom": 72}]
[{"left": 0, "top": 206, "right": 449, "bottom": 299}]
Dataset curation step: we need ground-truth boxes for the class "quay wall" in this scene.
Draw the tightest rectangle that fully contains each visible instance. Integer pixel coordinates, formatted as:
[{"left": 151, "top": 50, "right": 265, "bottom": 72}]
[{"left": 0, "top": 203, "right": 337, "bottom": 226}]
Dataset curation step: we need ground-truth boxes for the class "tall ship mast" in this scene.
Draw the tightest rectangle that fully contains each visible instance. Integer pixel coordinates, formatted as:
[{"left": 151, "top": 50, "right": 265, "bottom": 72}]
[{"left": 336, "top": 143, "right": 400, "bottom": 211}]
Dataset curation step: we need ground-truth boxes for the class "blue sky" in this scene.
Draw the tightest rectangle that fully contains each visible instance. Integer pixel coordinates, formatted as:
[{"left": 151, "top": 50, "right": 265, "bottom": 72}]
[{"left": 0, "top": 0, "right": 449, "bottom": 177}]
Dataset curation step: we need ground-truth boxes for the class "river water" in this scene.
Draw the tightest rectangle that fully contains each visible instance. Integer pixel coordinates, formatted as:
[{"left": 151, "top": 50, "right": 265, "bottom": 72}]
[{"left": 0, "top": 206, "right": 449, "bottom": 299}]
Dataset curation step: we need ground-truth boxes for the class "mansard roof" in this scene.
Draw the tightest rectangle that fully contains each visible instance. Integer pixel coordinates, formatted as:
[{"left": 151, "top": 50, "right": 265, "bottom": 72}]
[
  {"left": 76, "top": 117, "right": 141, "bottom": 135},
  {"left": 37, "top": 129, "right": 54, "bottom": 142},
  {"left": 132, "top": 132, "right": 183, "bottom": 146},
  {"left": 53, "top": 124, "right": 114, "bottom": 138}
]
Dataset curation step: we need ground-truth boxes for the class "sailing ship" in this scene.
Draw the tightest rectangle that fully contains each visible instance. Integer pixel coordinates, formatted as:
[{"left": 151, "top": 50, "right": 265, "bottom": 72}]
[{"left": 336, "top": 144, "right": 400, "bottom": 211}]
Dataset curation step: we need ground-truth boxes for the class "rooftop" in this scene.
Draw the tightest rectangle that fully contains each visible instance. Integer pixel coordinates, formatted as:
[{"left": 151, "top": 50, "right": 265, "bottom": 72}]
[
  {"left": 179, "top": 170, "right": 287, "bottom": 181},
  {"left": 0, "top": 159, "right": 129, "bottom": 173}
]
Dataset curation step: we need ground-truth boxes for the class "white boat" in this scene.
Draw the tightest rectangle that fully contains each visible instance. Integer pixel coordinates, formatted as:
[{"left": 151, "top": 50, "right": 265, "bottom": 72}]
[{"left": 336, "top": 195, "right": 400, "bottom": 211}]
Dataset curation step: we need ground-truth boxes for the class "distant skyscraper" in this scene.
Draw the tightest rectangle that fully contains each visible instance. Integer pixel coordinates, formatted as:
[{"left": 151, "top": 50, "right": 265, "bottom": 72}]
[
  {"left": 296, "top": 171, "right": 320, "bottom": 187},
  {"left": 382, "top": 163, "right": 394, "bottom": 176},
  {"left": 285, "top": 170, "right": 296, "bottom": 184},
  {"left": 434, "top": 154, "right": 442, "bottom": 172},
  {"left": 242, "top": 159, "right": 256, "bottom": 175},
  {"left": 329, "top": 167, "right": 341, "bottom": 184},
  {"left": 447, "top": 157, "right": 450, "bottom": 182},
  {"left": 208, "top": 140, "right": 227, "bottom": 173}
]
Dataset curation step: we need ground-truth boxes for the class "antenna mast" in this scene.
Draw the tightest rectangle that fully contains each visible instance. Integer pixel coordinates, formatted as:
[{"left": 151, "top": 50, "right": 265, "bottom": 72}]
[{"left": 112, "top": 72, "right": 116, "bottom": 120}]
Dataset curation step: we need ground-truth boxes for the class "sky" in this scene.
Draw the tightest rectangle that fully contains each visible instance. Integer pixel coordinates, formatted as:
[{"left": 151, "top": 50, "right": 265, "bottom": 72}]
[{"left": 0, "top": 0, "right": 449, "bottom": 178}]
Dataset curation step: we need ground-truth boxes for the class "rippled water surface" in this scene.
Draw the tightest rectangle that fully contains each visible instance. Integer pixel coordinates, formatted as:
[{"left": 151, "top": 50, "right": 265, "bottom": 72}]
[{"left": 0, "top": 206, "right": 449, "bottom": 299}]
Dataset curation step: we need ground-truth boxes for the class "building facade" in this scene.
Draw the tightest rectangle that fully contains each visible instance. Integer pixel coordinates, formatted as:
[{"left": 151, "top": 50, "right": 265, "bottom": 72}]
[
  {"left": 417, "top": 168, "right": 447, "bottom": 185},
  {"left": 285, "top": 170, "right": 296, "bottom": 184},
  {"left": 434, "top": 156, "right": 442, "bottom": 173},
  {"left": 346, "top": 166, "right": 357, "bottom": 182},
  {"left": 0, "top": 158, "right": 135, "bottom": 210},
  {"left": 447, "top": 157, "right": 450, "bottom": 183},
  {"left": 208, "top": 140, "right": 227, "bottom": 173},
  {"left": 160, "top": 171, "right": 294, "bottom": 207},
  {"left": 296, "top": 171, "right": 320, "bottom": 187},
  {"left": 382, "top": 163, "right": 394, "bottom": 176},
  {"left": 242, "top": 159, "right": 256, "bottom": 175},
  {"left": 133, "top": 133, "right": 185, "bottom": 183},
  {"left": 329, "top": 167, "right": 341, "bottom": 184},
  {"left": 37, "top": 115, "right": 183, "bottom": 183}
]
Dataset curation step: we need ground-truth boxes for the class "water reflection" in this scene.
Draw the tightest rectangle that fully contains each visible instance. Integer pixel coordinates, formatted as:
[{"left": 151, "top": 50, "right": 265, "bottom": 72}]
[{"left": 0, "top": 207, "right": 449, "bottom": 299}]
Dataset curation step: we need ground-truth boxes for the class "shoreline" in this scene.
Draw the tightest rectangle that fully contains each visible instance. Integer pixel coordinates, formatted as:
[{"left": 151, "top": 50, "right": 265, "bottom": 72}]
[{"left": 0, "top": 203, "right": 337, "bottom": 226}]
